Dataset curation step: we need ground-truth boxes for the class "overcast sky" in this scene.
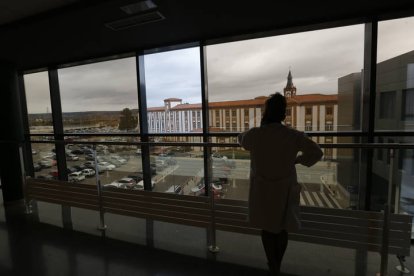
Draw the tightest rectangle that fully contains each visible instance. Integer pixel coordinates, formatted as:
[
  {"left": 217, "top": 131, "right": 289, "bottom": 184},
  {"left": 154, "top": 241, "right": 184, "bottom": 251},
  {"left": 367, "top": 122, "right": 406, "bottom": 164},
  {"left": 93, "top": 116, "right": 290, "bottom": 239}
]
[{"left": 25, "top": 17, "right": 414, "bottom": 114}]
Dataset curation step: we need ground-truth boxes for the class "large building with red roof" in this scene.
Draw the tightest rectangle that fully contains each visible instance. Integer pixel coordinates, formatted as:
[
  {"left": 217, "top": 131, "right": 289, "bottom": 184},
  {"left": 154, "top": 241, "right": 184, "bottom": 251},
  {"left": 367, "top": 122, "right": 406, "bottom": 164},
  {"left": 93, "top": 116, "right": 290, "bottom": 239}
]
[{"left": 147, "top": 71, "right": 338, "bottom": 159}]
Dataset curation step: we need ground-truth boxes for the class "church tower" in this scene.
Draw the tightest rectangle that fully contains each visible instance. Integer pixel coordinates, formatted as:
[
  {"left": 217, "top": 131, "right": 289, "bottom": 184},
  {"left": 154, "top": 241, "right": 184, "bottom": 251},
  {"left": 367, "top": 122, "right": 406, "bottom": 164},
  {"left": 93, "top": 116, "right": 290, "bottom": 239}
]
[{"left": 283, "top": 70, "right": 297, "bottom": 98}]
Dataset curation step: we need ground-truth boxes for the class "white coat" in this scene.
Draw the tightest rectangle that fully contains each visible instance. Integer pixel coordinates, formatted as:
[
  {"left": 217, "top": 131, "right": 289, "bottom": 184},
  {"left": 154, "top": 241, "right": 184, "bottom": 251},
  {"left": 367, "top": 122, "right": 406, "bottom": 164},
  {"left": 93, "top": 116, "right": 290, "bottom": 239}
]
[{"left": 238, "top": 123, "right": 323, "bottom": 234}]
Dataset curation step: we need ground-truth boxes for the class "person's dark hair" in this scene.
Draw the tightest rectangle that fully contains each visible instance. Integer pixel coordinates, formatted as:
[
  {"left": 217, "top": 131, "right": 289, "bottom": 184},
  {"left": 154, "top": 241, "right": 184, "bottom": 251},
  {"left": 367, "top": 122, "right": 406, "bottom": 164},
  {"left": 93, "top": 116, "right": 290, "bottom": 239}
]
[{"left": 261, "top": 93, "right": 287, "bottom": 126}]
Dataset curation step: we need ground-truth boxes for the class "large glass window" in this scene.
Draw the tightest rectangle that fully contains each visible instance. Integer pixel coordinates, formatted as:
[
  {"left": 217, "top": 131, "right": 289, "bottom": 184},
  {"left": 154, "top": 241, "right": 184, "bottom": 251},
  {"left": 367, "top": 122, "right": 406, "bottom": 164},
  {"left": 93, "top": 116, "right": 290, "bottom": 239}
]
[
  {"left": 402, "top": 89, "right": 414, "bottom": 120},
  {"left": 375, "top": 17, "right": 414, "bottom": 226},
  {"left": 143, "top": 47, "right": 202, "bottom": 134},
  {"left": 58, "top": 57, "right": 139, "bottom": 134},
  {"left": 379, "top": 91, "right": 396, "bottom": 119},
  {"left": 206, "top": 24, "right": 364, "bottom": 132},
  {"left": 24, "top": 71, "right": 53, "bottom": 134}
]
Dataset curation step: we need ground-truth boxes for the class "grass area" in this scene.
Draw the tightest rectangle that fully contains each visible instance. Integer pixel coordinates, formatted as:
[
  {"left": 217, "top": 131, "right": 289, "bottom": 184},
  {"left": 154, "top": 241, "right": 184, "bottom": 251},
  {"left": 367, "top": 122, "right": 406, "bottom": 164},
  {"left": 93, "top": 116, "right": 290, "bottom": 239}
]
[{"left": 216, "top": 149, "right": 250, "bottom": 159}]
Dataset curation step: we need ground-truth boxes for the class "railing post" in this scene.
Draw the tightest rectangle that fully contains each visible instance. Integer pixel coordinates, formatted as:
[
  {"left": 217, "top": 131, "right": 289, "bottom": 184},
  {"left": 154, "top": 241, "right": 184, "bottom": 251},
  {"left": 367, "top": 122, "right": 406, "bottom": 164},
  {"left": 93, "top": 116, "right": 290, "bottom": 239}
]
[
  {"left": 94, "top": 144, "right": 107, "bottom": 231},
  {"left": 380, "top": 148, "right": 394, "bottom": 276},
  {"left": 18, "top": 144, "right": 32, "bottom": 214},
  {"left": 208, "top": 178, "right": 219, "bottom": 253}
]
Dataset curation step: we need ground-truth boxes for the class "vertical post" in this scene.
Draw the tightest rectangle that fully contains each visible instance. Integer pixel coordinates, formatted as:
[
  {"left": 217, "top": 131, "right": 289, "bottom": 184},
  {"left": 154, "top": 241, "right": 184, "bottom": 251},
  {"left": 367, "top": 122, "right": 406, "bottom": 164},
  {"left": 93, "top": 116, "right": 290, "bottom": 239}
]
[
  {"left": 49, "top": 67, "right": 72, "bottom": 230},
  {"left": 380, "top": 148, "right": 394, "bottom": 276},
  {"left": 18, "top": 145, "right": 32, "bottom": 214},
  {"left": 136, "top": 53, "right": 154, "bottom": 247},
  {"left": 0, "top": 62, "right": 25, "bottom": 203},
  {"left": 94, "top": 145, "right": 107, "bottom": 231},
  {"left": 199, "top": 44, "right": 219, "bottom": 253},
  {"left": 394, "top": 149, "right": 401, "bottom": 214},
  {"left": 361, "top": 20, "right": 378, "bottom": 211}
]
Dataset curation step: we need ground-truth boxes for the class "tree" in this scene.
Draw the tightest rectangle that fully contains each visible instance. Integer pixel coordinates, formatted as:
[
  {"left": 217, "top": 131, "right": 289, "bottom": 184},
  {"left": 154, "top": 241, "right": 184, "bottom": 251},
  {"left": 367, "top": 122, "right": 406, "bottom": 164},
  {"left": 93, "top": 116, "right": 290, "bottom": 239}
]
[{"left": 118, "top": 108, "right": 138, "bottom": 131}]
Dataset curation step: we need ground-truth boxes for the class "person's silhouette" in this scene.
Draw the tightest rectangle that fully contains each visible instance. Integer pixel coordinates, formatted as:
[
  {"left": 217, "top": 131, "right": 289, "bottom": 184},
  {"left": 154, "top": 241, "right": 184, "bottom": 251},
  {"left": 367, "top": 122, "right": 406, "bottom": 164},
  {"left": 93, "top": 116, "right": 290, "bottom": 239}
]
[{"left": 238, "top": 93, "right": 323, "bottom": 275}]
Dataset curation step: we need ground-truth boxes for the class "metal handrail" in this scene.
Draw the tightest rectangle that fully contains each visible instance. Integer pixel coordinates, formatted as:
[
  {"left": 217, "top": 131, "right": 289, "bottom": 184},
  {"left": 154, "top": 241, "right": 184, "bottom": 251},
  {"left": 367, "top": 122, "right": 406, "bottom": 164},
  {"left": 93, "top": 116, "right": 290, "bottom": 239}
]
[
  {"left": 24, "top": 139, "right": 414, "bottom": 149},
  {"left": 24, "top": 130, "right": 414, "bottom": 137}
]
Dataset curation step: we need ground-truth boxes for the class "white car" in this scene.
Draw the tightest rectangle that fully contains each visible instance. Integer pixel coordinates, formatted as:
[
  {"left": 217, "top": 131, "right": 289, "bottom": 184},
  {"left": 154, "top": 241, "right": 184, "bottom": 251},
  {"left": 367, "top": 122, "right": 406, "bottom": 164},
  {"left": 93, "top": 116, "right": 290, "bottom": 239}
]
[
  {"left": 98, "top": 162, "right": 116, "bottom": 171},
  {"left": 39, "top": 159, "right": 54, "bottom": 168},
  {"left": 212, "top": 183, "right": 223, "bottom": 191},
  {"left": 81, "top": 168, "right": 95, "bottom": 177},
  {"left": 110, "top": 155, "right": 127, "bottom": 163},
  {"left": 191, "top": 182, "right": 205, "bottom": 196},
  {"left": 104, "top": 183, "right": 126, "bottom": 189},
  {"left": 68, "top": 171, "right": 85, "bottom": 182},
  {"left": 134, "top": 180, "right": 155, "bottom": 190},
  {"left": 66, "top": 153, "right": 79, "bottom": 161},
  {"left": 110, "top": 177, "right": 136, "bottom": 188}
]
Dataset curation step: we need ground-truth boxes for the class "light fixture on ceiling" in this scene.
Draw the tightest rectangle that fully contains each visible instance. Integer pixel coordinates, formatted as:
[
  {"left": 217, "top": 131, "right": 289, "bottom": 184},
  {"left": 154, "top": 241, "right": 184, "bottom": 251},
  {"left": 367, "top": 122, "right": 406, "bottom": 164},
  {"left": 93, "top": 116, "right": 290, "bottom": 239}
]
[
  {"left": 120, "top": 0, "right": 157, "bottom": 15},
  {"left": 105, "top": 11, "right": 165, "bottom": 31}
]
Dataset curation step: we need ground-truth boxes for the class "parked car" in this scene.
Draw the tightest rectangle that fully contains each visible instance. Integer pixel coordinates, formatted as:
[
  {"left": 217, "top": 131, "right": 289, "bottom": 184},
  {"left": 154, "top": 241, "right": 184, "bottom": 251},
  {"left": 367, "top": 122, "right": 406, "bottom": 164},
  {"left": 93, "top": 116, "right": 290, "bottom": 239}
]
[
  {"left": 104, "top": 182, "right": 127, "bottom": 189},
  {"left": 165, "top": 185, "right": 183, "bottom": 195},
  {"left": 70, "top": 149, "right": 84, "bottom": 154},
  {"left": 134, "top": 179, "right": 155, "bottom": 190},
  {"left": 68, "top": 171, "right": 85, "bottom": 182},
  {"left": 67, "top": 166, "right": 79, "bottom": 173},
  {"left": 42, "top": 152, "right": 56, "bottom": 159},
  {"left": 39, "top": 159, "right": 53, "bottom": 168},
  {"left": 85, "top": 154, "right": 95, "bottom": 161},
  {"left": 110, "top": 155, "right": 127, "bottom": 163},
  {"left": 81, "top": 168, "right": 96, "bottom": 177},
  {"left": 83, "top": 148, "right": 94, "bottom": 155},
  {"left": 191, "top": 182, "right": 205, "bottom": 196},
  {"left": 155, "top": 160, "right": 167, "bottom": 171},
  {"left": 33, "top": 162, "right": 42, "bottom": 172},
  {"left": 84, "top": 161, "right": 95, "bottom": 168},
  {"left": 212, "top": 182, "right": 223, "bottom": 191},
  {"left": 98, "top": 162, "right": 115, "bottom": 171},
  {"left": 66, "top": 153, "right": 79, "bottom": 161},
  {"left": 127, "top": 173, "right": 143, "bottom": 183},
  {"left": 110, "top": 177, "right": 136, "bottom": 189}
]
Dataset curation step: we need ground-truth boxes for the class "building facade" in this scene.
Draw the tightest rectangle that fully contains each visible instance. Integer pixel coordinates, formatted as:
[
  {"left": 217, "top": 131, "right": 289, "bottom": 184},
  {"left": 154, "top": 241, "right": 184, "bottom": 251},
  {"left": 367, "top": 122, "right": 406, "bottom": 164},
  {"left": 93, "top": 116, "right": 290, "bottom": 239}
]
[{"left": 147, "top": 71, "right": 338, "bottom": 159}]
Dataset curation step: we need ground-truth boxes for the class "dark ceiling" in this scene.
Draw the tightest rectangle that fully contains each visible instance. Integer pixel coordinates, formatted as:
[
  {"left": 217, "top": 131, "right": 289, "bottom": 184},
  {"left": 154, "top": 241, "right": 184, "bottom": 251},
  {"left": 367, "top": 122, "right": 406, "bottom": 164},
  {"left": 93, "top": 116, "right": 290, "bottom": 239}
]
[{"left": 1, "top": 0, "right": 414, "bottom": 71}]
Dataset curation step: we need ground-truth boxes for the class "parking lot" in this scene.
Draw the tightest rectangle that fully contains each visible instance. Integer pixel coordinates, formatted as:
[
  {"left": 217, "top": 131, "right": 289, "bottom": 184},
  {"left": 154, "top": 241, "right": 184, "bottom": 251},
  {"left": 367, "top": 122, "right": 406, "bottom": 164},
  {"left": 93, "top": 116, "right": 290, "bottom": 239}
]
[{"left": 31, "top": 142, "right": 345, "bottom": 207}]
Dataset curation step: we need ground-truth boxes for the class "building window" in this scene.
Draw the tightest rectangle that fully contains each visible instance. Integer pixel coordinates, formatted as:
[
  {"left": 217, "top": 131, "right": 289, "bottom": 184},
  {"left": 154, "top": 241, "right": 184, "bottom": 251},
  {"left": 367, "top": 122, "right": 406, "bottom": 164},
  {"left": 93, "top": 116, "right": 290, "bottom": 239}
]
[
  {"left": 305, "top": 107, "right": 312, "bottom": 116},
  {"left": 286, "top": 108, "right": 292, "bottom": 116},
  {"left": 325, "top": 121, "right": 333, "bottom": 131},
  {"left": 305, "top": 121, "right": 312, "bottom": 131},
  {"left": 379, "top": 91, "right": 396, "bottom": 119},
  {"left": 231, "top": 109, "right": 236, "bottom": 117},
  {"left": 326, "top": 106, "right": 333, "bottom": 116},
  {"left": 402, "top": 89, "right": 414, "bottom": 120}
]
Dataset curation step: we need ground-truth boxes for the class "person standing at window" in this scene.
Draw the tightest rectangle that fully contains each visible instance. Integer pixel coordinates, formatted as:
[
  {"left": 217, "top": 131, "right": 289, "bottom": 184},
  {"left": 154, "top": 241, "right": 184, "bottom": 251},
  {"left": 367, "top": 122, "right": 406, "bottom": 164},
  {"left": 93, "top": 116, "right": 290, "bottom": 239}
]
[{"left": 238, "top": 93, "right": 322, "bottom": 276}]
